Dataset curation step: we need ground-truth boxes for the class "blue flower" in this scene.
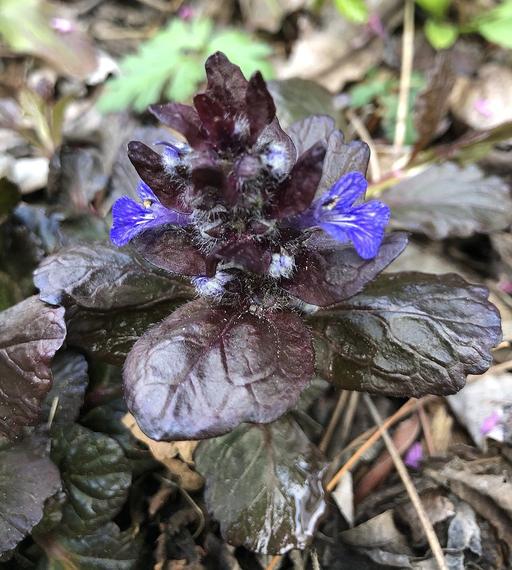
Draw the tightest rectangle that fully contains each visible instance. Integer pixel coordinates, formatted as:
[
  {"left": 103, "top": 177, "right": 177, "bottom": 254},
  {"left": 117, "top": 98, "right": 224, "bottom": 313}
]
[
  {"left": 306, "top": 171, "right": 390, "bottom": 259},
  {"left": 110, "top": 181, "right": 190, "bottom": 247}
]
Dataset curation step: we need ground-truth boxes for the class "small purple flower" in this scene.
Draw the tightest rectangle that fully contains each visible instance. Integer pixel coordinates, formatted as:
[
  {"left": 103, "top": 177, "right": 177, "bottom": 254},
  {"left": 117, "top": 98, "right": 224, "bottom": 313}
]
[
  {"left": 110, "top": 181, "right": 190, "bottom": 247},
  {"left": 300, "top": 171, "right": 390, "bottom": 259},
  {"left": 404, "top": 442, "right": 423, "bottom": 469}
]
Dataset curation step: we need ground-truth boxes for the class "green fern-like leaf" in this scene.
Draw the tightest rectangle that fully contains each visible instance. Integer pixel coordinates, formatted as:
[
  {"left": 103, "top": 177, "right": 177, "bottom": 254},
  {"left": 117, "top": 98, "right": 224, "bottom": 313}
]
[{"left": 97, "top": 18, "right": 274, "bottom": 113}]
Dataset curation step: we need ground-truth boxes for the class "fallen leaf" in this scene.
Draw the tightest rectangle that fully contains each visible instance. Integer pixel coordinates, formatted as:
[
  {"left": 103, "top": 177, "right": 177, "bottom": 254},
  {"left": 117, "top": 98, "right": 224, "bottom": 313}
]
[
  {"left": 448, "top": 373, "right": 512, "bottom": 448},
  {"left": 122, "top": 413, "right": 202, "bottom": 491},
  {"left": 450, "top": 64, "right": 512, "bottom": 130}
]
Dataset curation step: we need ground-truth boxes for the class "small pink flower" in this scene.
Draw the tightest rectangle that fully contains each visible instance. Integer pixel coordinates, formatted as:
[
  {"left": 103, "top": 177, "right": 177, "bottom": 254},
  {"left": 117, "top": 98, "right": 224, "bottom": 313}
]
[
  {"left": 404, "top": 442, "right": 423, "bottom": 469},
  {"left": 178, "top": 6, "right": 194, "bottom": 21},
  {"left": 368, "top": 13, "right": 385, "bottom": 38},
  {"left": 499, "top": 279, "right": 512, "bottom": 295},
  {"left": 480, "top": 409, "right": 502, "bottom": 435},
  {"left": 474, "top": 98, "right": 493, "bottom": 119},
  {"left": 51, "top": 17, "right": 75, "bottom": 34}
]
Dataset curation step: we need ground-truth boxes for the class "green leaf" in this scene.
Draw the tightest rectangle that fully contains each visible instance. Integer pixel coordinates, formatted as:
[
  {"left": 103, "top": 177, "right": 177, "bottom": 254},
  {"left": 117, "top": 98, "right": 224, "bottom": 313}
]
[
  {"left": 0, "top": 435, "right": 61, "bottom": 554},
  {"left": 424, "top": 18, "right": 459, "bottom": 49},
  {"left": 50, "top": 424, "right": 132, "bottom": 535},
  {"left": 310, "top": 272, "right": 501, "bottom": 398},
  {"left": 334, "top": 0, "right": 369, "bottom": 24},
  {"left": 208, "top": 30, "right": 274, "bottom": 78},
  {"left": 349, "top": 72, "right": 392, "bottom": 107},
  {"left": 97, "top": 18, "right": 273, "bottom": 113},
  {"left": 0, "top": 177, "right": 20, "bottom": 219},
  {"left": 383, "top": 162, "right": 512, "bottom": 239},
  {"left": 39, "top": 523, "right": 144, "bottom": 570},
  {"left": 416, "top": 0, "right": 452, "bottom": 19},
  {"left": 196, "top": 416, "right": 327, "bottom": 554},
  {"left": 471, "top": 0, "right": 512, "bottom": 49}
]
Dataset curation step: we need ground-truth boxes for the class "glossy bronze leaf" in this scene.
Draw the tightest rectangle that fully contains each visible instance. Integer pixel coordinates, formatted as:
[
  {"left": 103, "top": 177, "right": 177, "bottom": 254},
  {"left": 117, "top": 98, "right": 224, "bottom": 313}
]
[
  {"left": 34, "top": 243, "right": 192, "bottom": 309},
  {"left": 195, "top": 416, "right": 327, "bottom": 554},
  {"left": 124, "top": 300, "right": 314, "bottom": 440},
  {"left": 283, "top": 232, "right": 408, "bottom": 307},
  {"left": 0, "top": 436, "right": 61, "bottom": 554},
  {"left": 0, "top": 297, "right": 66, "bottom": 438},
  {"left": 310, "top": 272, "right": 501, "bottom": 397}
]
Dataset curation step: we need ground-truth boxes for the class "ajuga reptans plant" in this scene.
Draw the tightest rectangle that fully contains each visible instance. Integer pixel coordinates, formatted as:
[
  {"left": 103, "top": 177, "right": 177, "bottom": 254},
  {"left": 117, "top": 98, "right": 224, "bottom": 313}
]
[{"left": 29, "top": 52, "right": 502, "bottom": 554}]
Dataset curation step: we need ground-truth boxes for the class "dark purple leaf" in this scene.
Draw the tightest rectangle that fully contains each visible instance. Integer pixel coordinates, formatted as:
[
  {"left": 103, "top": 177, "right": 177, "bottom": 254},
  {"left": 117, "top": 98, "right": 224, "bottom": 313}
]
[
  {"left": 213, "top": 239, "right": 272, "bottom": 274},
  {"left": 383, "top": 162, "right": 512, "bottom": 239},
  {"left": 246, "top": 71, "right": 276, "bottom": 144},
  {"left": 42, "top": 350, "right": 88, "bottom": 425},
  {"left": 274, "top": 142, "right": 326, "bottom": 218},
  {"left": 124, "top": 300, "right": 314, "bottom": 440},
  {"left": 316, "top": 130, "right": 370, "bottom": 198},
  {"left": 267, "top": 78, "right": 337, "bottom": 129},
  {"left": 193, "top": 93, "right": 234, "bottom": 146},
  {"left": 195, "top": 416, "right": 327, "bottom": 554},
  {"left": 413, "top": 52, "right": 455, "bottom": 155},
  {"left": 0, "top": 297, "right": 66, "bottom": 439},
  {"left": 189, "top": 150, "right": 226, "bottom": 194},
  {"left": 131, "top": 228, "right": 208, "bottom": 276},
  {"left": 283, "top": 232, "right": 408, "bottom": 306},
  {"left": 254, "top": 118, "right": 296, "bottom": 168},
  {"left": 34, "top": 243, "right": 192, "bottom": 309},
  {"left": 149, "top": 102, "right": 204, "bottom": 147},
  {"left": 127, "top": 141, "right": 183, "bottom": 210},
  {"left": 66, "top": 300, "right": 182, "bottom": 365},
  {"left": 50, "top": 424, "right": 132, "bottom": 535},
  {"left": 310, "top": 272, "right": 502, "bottom": 397},
  {"left": 0, "top": 435, "right": 61, "bottom": 554},
  {"left": 287, "top": 115, "right": 336, "bottom": 155},
  {"left": 204, "top": 52, "right": 248, "bottom": 115}
]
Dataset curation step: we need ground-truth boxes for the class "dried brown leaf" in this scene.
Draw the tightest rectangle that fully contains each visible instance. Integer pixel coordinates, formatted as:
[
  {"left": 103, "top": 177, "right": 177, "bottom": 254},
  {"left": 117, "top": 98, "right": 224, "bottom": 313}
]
[{"left": 122, "top": 413, "right": 203, "bottom": 491}]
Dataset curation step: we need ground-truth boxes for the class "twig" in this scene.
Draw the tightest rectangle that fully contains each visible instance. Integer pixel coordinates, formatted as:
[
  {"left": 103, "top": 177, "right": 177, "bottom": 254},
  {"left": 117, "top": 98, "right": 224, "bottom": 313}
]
[
  {"left": 418, "top": 400, "right": 435, "bottom": 455},
  {"left": 346, "top": 109, "right": 381, "bottom": 182},
  {"left": 47, "top": 396, "right": 59, "bottom": 430},
  {"left": 363, "top": 395, "right": 448, "bottom": 570},
  {"left": 326, "top": 397, "right": 419, "bottom": 492},
  {"left": 393, "top": 0, "right": 415, "bottom": 155},
  {"left": 319, "top": 390, "right": 349, "bottom": 453},
  {"left": 339, "top": 391, "right": 360, "bottom": 447}
]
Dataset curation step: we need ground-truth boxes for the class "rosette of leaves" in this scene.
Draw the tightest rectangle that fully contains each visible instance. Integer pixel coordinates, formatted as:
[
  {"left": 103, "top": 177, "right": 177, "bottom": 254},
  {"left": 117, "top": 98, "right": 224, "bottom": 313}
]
[{"left": 34, "top": 53, "right": 502, "bottom": 554}]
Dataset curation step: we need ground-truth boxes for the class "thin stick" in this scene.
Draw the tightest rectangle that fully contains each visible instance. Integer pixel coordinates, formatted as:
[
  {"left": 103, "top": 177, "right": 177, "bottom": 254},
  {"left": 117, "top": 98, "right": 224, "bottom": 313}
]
[
  {"left": 326, "top": 397, "right": 418, "bottom": 492},
  {"left": 266, "top": 397, "right": 422, "bottom": 570},
  {"left": 319, "top": 390, "right": 349, "bottom": 453},
  {"left": 418, "top": 401, "right": 435, "bottom": 455},
  {"left": 393, "top": 0, "right": 415, "bottom": 154},
  {"left": 363, "top": 395, "right": 448, "bottom": 570},
  {"left": 346, "top": 109, "right": 381, "bottom": 181},
  {"left": 339, "top": 391, "right": 360, "bottom": 447}
]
